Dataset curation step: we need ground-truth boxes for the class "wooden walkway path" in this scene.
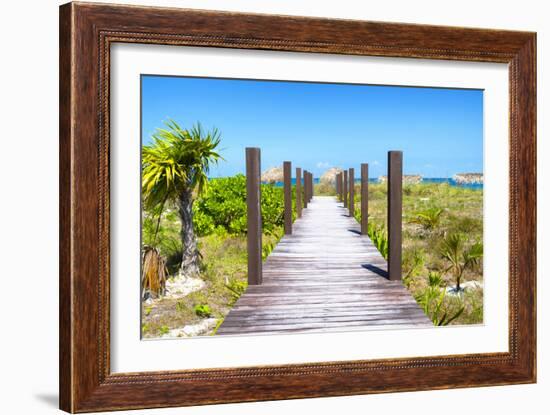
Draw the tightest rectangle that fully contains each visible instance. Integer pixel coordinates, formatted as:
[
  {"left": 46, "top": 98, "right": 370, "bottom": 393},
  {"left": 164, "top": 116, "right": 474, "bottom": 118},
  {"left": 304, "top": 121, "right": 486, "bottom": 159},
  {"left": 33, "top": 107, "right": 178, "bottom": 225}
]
[{"left": 217, "top": 196, "right": 431, "bottom": 335}]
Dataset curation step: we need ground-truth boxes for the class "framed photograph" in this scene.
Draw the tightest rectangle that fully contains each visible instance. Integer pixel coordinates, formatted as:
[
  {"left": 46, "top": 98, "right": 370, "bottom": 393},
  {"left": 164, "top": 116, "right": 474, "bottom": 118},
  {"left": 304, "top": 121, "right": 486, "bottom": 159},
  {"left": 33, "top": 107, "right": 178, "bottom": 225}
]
[{"left": 59, "top": 2, "right": 536, "bottom": 412}]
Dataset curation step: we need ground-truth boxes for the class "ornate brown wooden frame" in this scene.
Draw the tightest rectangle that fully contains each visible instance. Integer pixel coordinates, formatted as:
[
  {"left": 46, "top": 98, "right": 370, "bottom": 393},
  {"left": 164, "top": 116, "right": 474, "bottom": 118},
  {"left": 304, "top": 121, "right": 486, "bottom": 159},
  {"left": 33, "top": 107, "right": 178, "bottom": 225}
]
[{"left": 59, "top": 2, "right": 536, "bottom": 412}]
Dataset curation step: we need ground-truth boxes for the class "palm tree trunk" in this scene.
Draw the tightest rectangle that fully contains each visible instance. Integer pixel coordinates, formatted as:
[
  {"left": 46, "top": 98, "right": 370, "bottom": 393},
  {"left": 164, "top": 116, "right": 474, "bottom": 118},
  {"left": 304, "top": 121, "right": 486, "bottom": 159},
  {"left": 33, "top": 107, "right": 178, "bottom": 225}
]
[{"left": 178, "top": 187, "right": 200, "bottom": 277}]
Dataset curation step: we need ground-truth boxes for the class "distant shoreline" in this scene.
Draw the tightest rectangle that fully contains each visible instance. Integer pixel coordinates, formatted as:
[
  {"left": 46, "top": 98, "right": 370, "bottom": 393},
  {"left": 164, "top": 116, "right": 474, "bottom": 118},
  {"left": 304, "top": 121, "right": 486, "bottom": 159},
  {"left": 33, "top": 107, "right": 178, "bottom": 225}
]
[{"left": 207, "top": 176, "right": 484, "bottom": 190}]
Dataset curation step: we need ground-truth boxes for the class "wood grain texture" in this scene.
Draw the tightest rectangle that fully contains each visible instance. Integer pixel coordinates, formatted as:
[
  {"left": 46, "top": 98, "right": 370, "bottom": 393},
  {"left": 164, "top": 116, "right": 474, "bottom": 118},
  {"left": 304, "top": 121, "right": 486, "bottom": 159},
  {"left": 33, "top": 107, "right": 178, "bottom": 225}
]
[
  {"left": 59, "top": 2, "right": 536, "bottom": 412},
  {"left": 296, "top": 167, "right": 302, "bottom": 218},
  {"left": 283, "top": 161, "right": 292, "bottom": 234},
  {"left": 387, "top": 151, "right": 402, "bottom": 280},
  {"left": 361, "top": 163, "right": 369, "bottom": 234},
  {"left": 303, "top": 170, "right": 309, "bottom": 209},
  {"left": 59, "top": 4, "right": 73, "bottom": 411},
  {"left": 246, "top": 148, "right": 262, "bottom": 285},
  {"left": 348, "top": 168, "right": 355, "bottom": 218},
  {"left": 343, "top": 169, "right": 348, "bottom": 208},
  {"left": 218, "top": 197, "right": 430, "bottom": 335}
]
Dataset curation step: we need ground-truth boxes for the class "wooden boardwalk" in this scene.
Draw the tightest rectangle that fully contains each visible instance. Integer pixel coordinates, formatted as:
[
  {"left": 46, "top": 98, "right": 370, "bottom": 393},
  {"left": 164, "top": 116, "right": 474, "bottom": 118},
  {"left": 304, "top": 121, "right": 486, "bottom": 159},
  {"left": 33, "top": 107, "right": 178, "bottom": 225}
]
[{"left": 217, "top": 196, "right": 431, "bottom": 335}]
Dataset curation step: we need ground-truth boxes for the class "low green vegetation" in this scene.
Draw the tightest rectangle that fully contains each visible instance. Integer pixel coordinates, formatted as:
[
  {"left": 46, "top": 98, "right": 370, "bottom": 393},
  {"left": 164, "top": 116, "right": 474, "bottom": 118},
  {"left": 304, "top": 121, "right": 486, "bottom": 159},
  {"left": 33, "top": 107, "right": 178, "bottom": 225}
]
[
  {"left": 193, "top": 175, "right": 290, "bottom": 236},
  {"left": 353, "top": 181, "right": 483, "bottom": 325},
  {"left": 142, "top": 174, "right": 286, "bottom": 338},
  {"left": 143, "top": 162, "right": 483, "bottom": 336},
  {"left": 410, "top": 207, "right": 443, "bottom": 230},
  {"left": 194, "top": 304, "right": 212, "bottom": 318},
  {"left": 367, "top": 222, "right": 389, "bottom": 260},
  {"left": 415, "top": 271, "right": 465, "bottom": 326}
]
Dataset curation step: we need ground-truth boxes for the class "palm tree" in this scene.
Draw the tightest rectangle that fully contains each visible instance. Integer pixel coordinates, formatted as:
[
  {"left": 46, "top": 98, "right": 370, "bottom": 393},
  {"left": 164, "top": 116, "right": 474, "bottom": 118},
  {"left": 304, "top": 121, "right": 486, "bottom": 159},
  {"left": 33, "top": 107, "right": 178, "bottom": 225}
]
[
  {"left": 439, "top": 233, "right": 483, "bottom": 291},
  {"left": 142, "top": 119, "right": 222, "bottom": 277}
]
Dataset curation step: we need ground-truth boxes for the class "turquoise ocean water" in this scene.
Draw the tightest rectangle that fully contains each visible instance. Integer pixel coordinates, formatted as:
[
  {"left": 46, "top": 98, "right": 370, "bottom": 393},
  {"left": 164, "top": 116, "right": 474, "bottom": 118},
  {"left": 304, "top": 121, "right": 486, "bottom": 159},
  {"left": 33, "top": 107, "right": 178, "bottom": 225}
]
[{"left": 270, "top": 178, "right": 483, "bottom": 190}]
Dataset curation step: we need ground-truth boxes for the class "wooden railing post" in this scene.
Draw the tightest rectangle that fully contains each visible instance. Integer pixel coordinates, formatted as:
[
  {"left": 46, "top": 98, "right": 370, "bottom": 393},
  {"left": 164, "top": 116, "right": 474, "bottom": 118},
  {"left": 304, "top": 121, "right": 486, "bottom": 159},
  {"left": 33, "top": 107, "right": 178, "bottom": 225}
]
[
  {"left": 310, "top": 173, "right": 314, "bottom": 200},
  {"left": 246, "top": 147, "right": 262, "bottom": 285},
  {"left": 308, "top": 172, "right": 311, "bottom": 205},
  {"left": 283, "top": 161, "right": 292, "bottom": 235},
  {"left": 343, "top": 169, "right": 348, "bottom": 208},
  {"left": 348, "top": 168, "right": 355, "bottom": 217},
  {"left": 335, "top": 172, "right": 340, "bottom": 201},
  {"left": 303, "top": 170, "right": 308, "bottom": 209},
  {"left": 338, "top": 172, "right": 343, "bottom": 202},
  {"left": 306, "top": 171, "right": 312, "bottom": 203},
  {"left": 388, "top": 151, "right": 402, "bottom": 281},
  {"left": 361, "top": 163, "right": 369, "bottom": 235},
  {"left": 296, "top": 167, "right": 302, "bottom": 218}
]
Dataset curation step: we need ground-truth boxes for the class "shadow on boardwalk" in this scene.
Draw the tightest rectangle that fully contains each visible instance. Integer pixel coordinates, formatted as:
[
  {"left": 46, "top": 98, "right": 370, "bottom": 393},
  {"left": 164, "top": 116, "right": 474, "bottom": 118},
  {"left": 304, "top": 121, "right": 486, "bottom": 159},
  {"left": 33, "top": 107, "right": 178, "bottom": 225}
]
[{"left": 217, "top": 196, "right": 431, "bottom": 335}]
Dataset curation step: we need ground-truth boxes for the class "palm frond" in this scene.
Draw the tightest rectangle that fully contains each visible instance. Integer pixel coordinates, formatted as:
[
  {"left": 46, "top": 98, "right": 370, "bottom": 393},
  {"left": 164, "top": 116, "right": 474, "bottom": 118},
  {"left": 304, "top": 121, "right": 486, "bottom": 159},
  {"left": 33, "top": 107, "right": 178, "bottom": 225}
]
[{"left": 141, "top": 119, "right": 224, "bottom": 212}]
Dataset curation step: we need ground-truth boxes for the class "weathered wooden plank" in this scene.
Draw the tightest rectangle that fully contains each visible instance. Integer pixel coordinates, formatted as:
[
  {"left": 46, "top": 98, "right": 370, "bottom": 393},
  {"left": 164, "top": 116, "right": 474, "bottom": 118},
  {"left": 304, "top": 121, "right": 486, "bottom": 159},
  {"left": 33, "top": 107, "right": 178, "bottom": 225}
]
[
  {"left": 232, "top": 303, "right": 423, "bottom": 311},
  {"left": 230, "top": 299, "right": 422, "bottom": 311},
  {"left": 217, "top": 195, "right": 431, "bottom": 335},
  {"left": 227, "top": 305, "right": 426, "bottom": 318},
  {"left": 225, "top": 304, "right": 429, "bottom": 317}
]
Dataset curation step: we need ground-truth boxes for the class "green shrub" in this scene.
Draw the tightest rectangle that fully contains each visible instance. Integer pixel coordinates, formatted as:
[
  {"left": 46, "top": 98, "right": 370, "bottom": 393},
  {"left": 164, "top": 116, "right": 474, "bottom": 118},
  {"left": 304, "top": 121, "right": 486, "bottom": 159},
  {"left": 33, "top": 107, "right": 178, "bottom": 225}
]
[
  {"left": 409, "top": 207, "right": 443, "bottom": 230},
  {"left": 192, "top": 175, "right": 285, "bottom": 236},
  {"left": 427, "top": 271, "right": 445, "bottom": 288},
  {"left": 415, "top": 285, "right": 464, "bottom": 326},
  {"left": 194, "top": 304, "right": 212, "bottom": 318},
  {"left": 439, "top": 233, "right": 483, "bottom": 291},
  {"left": 193, "top": 209, "right": 216, "bottom": 236},
  {"left": 260, "top": 183, "right": 286, "bottom": 234}
]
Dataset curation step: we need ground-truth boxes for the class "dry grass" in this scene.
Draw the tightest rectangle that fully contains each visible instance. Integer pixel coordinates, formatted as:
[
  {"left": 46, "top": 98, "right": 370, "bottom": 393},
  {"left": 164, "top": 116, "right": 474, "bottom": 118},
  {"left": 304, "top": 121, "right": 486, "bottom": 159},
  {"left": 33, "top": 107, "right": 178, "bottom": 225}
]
[
  {"left": 142, "top": 230, "right": 282, "bottom": 338},
  {"left": 141, "top": 247, "right": 167, "bottom": 298},
  {"left": 353, "top": 182, "right": 484, "bottom": 325}
]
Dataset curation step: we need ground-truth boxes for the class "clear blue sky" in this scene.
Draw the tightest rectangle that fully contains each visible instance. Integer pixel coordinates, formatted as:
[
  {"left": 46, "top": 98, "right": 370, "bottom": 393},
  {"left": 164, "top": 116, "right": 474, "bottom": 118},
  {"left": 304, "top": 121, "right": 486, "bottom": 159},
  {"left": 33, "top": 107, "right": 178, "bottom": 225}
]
[{"left": 141, "top": 75, "right": 483, "bottom": 178}]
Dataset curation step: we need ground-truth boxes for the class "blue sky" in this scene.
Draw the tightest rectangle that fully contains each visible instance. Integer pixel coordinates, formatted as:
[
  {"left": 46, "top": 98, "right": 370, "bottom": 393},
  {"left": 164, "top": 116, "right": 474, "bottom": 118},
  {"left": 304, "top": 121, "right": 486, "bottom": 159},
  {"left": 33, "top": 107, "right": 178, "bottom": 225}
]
[{"left": 141, "top": 75, "right": 483, "bottom": 178}]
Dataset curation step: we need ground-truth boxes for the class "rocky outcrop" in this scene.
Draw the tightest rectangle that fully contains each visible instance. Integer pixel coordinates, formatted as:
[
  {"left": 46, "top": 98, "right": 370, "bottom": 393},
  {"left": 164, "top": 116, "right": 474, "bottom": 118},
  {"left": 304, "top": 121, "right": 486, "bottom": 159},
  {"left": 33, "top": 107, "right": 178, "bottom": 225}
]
[
  {"left": 261, "top": 166, "right": 283, "bottom": 183},
  {"left": 320, "top": 167, "right": 343, "bottom": 185},
  {"left": 378, "top": 175, "right": 422, "bottom": 185},
  {"left": 453, "top": 173, "right": 483, "bottom": 185}
]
